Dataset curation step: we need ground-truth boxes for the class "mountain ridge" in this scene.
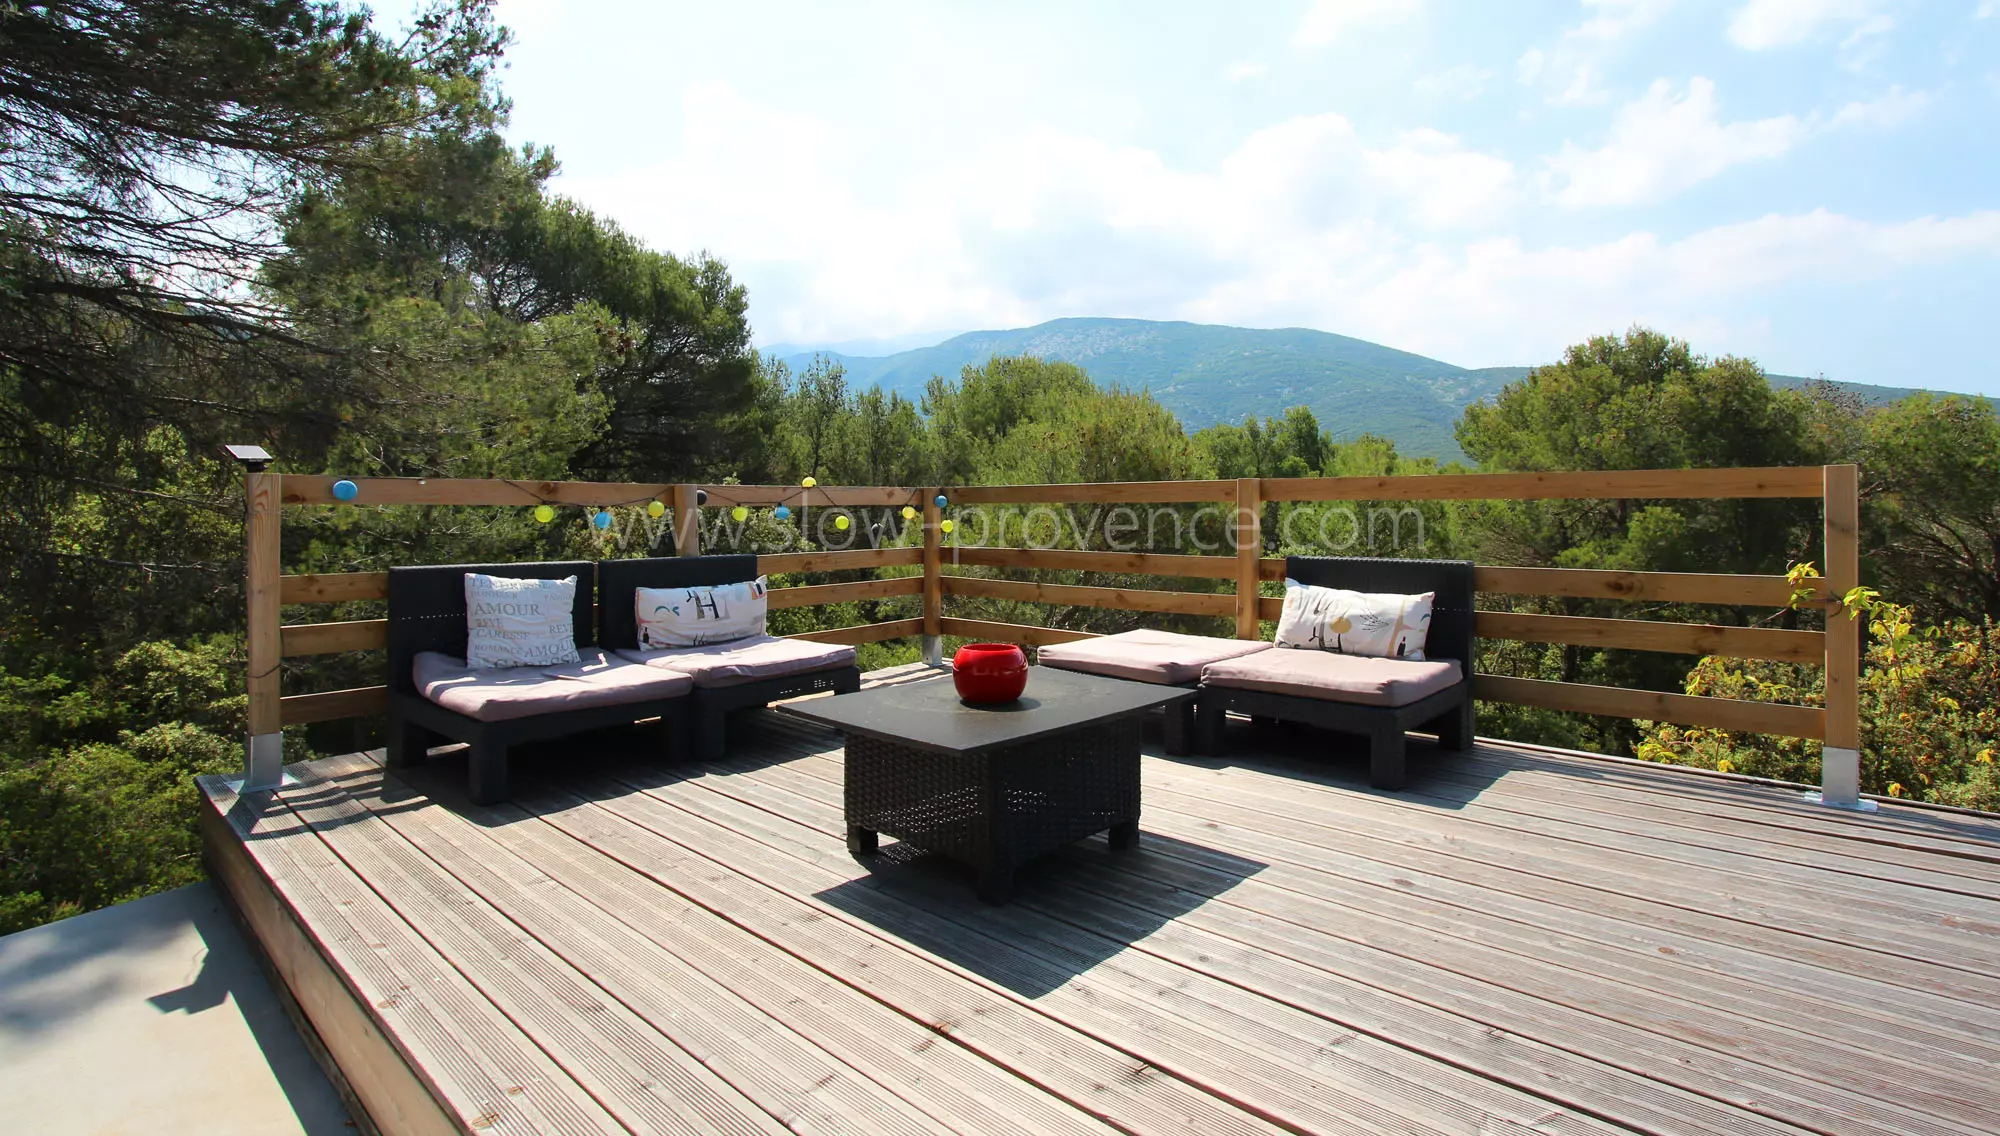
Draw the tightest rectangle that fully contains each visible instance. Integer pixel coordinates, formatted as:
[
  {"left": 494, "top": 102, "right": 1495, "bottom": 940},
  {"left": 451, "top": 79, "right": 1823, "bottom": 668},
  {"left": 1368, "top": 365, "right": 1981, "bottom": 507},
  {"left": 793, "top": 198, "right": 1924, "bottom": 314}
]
[{"left": 775, "top": 317, "right": 1922, "bottom": 462}]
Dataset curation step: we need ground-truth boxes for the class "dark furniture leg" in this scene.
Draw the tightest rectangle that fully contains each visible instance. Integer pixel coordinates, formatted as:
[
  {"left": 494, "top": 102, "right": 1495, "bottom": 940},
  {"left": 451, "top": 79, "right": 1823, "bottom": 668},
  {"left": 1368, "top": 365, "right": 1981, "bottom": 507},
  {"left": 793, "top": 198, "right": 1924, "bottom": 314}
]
[
  {"left": 1162, "top": 699, "right": 1195, "bottom": 756},
  {"left": 1108, "top": 819, "right": 1140, "bottom": 850},
  {"left": 386, "top": 716, "right": 434, "bottom": 768},
  {"left": 1431, "top": 699, "right": 1475, "bottom": 752},
  {"left": 1368, "top": 725, "right": 1407, "bottom": 791},
  {"left": 693, "top": 706, "right": 727, "bottom": 763},
  {"left": 467, "top": 740, "right": 511, "bottom": 806},
  {"left": 847, "top": 825, "right": 878, "bottom": 856},
  {"left": 835, "top": 669, "right": 862, "bottom": 695},
  {"left": 1193, "top": 689, "right": 1225, "bottom": 755}
]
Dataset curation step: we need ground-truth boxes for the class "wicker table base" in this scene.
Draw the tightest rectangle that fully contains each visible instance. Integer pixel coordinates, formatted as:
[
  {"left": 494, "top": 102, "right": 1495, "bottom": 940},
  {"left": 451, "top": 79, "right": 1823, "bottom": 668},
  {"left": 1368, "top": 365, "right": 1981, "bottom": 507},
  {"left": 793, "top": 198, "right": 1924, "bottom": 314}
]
[{"left": 844, "top": 716, "right": 1142, "bottom": 903}]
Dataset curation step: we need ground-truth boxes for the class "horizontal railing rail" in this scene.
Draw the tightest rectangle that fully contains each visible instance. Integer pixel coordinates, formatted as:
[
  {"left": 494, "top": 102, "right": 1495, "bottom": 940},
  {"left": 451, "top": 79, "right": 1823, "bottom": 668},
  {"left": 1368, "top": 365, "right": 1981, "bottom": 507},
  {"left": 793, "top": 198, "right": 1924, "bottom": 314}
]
[{"left": 240, "top": 464, "right": 1862, "bottom": 806}]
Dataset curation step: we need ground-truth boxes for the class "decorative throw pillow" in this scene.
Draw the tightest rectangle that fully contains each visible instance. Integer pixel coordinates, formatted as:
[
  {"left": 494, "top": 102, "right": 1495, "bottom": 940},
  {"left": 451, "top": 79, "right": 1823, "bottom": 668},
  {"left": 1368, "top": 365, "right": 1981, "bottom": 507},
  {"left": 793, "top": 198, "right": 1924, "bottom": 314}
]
[
  {"left": 1274, "top": 579, "right": 1434, "bottom": 661},
  {"left": 635, "top": 577, "right": 768, "bottom": 649},
  {"left": 462, "top": 573, "right": 582, "bottom": 670}
]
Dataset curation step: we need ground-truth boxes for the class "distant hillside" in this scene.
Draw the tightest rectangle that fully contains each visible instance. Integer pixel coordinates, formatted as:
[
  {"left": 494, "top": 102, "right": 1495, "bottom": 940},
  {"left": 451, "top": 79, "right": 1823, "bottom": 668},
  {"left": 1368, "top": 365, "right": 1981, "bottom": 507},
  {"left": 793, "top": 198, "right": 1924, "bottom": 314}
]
[{"left": 779, "top": 318, "right": 1925, "bottom": 462}]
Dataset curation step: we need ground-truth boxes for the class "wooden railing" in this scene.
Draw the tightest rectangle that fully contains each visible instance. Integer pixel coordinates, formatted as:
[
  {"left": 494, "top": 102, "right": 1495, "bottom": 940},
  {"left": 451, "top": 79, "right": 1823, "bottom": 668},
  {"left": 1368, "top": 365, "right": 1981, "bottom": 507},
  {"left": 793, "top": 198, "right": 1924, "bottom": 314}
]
[{"left": 243, "top": 464, "right": 1863, "bottom": 805}]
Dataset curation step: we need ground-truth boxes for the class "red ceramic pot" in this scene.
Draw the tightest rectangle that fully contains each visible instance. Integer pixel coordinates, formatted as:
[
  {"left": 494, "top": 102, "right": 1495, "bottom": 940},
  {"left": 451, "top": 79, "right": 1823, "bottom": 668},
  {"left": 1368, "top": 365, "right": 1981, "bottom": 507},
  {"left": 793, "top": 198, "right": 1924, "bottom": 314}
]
[{"left": 952, "top": 642, "right": 1028, "bottom": 704}]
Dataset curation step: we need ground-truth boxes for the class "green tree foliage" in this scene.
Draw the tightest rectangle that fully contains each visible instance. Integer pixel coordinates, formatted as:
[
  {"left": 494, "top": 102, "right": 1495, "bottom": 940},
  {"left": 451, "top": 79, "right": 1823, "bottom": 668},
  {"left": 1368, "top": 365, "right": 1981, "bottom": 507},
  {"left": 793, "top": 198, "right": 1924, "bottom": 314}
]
[{"left": 1858, "top": 394, "right": 2000, "bottom": 623}]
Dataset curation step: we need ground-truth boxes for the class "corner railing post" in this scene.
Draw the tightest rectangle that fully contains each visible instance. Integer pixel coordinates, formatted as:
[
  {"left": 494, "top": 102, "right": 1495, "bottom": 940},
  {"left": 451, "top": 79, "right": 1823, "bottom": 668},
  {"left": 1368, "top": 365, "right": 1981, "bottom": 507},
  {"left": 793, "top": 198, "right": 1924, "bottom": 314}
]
[
  {"left": 1816, "top": 462, "right": 1870, "bottom": 810},
  {"left": 672, "top": 484, "right": 700, "bottom": 556},
  {"left": 243, "top": 466, "right": 284, "bottom": 789},
  {"left": 921, "top": 492, "right": 943, "bottom": 665},
  {"left": 1234, "top": 477, "right": 1262, "bottom": 640}
]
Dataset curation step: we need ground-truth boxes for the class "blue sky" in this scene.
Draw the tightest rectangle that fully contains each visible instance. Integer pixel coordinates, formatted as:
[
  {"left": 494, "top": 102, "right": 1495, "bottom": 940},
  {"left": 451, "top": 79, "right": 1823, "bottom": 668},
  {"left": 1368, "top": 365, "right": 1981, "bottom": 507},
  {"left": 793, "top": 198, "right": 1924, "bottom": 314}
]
[{"left": 440, "top": 1, "right": 1996, "bottom": 393}]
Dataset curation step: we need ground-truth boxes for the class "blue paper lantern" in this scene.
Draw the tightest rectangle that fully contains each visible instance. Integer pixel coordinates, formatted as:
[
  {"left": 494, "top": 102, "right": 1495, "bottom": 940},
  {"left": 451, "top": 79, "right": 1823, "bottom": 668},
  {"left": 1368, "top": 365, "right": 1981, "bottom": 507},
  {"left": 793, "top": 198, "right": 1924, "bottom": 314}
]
[
  {"left": 592, "top": 510, "right": 612, "bottom": 530},
  {"left": 773, "top": 504, "right": 791, "bottom": 521},
  {"left": 934, "top": 494, "right": 948, "bottom": 509},
  {"left": 331, "top": 479, "right": 359, "bottom": 502}
]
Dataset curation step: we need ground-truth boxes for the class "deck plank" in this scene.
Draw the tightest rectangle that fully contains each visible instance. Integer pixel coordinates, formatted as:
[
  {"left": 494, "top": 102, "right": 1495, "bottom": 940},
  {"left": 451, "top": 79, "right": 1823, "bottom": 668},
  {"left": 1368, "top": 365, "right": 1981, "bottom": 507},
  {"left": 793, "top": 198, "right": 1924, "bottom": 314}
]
[
  {"left": 327, "top": 751, "right": 1122, "bottom": 1136},
  {"left": 200, "top": 776, "right": 625, "bottom": 1136},
  {"left": 271, "top": 761, "right": 790, "bottom": 1136},
  {"left": 698, "top": 727, "right": 1996, "bottom": 1136},
  {"left": 205, "top": 662, "right": 2000, "bottom": 1136}
]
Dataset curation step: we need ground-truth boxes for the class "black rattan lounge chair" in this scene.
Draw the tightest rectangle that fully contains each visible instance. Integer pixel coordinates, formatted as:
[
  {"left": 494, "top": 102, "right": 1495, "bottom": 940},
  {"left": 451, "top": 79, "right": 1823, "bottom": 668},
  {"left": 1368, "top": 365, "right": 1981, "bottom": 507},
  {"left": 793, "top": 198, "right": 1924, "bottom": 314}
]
[
  {"left": 385, "top": 561, "right": 691, "bottom": 805},
  {"left": 599, "top": 555, "right": 862, "bottom": 761},
  {"left": 1193, "top": 556, "right": 1476, "bottom": 789}
]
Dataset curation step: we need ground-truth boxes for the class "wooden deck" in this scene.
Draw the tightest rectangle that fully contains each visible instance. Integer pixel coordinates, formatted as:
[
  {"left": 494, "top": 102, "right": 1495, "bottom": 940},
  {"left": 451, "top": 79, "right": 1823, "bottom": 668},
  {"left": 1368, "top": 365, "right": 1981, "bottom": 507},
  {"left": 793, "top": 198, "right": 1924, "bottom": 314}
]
[{"left": 200, "top": 665, "right": 2000, "bottom": 1136}]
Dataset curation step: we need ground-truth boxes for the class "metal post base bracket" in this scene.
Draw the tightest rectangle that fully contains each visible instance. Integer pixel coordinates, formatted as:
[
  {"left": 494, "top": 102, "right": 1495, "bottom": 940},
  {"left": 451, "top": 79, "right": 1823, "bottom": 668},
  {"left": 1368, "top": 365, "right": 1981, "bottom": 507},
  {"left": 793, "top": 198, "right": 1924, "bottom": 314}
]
[
  {"left": 226, "top": 732, "right": 299, "bottom": 794},
  {"left": 1809, "top": 746, "right": 1877, "bottom": 811},
  {"left": 922, "top": 634, "right": 944, "bottom": 668}
]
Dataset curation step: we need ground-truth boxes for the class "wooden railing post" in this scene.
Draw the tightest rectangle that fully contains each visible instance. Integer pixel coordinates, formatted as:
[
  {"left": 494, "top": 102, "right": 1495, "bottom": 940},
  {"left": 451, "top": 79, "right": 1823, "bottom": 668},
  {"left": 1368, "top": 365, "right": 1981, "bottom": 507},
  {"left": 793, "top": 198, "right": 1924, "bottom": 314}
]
[
  {"left": 1233, "top": 477, "right": 1262, "bottom": 639},
  {"left": 244, "top": 467, "right": 285, "bottom": 789},
  {"left": 671, "top": 484, "right": 700, "bottom": 556},
  {"left": 1817, "top": 463, "right": 1869, "bottom": 810},
  {"left": 922, "top": 492, "right": 943, "bottom": 665}
]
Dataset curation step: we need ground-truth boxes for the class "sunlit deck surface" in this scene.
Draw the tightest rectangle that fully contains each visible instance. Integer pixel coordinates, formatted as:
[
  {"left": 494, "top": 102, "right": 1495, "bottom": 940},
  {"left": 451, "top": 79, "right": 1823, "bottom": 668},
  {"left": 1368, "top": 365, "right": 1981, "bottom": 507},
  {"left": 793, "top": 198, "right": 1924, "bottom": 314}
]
[{"left": 199, "top": 664, "right": 2000, "bottom": 1136}]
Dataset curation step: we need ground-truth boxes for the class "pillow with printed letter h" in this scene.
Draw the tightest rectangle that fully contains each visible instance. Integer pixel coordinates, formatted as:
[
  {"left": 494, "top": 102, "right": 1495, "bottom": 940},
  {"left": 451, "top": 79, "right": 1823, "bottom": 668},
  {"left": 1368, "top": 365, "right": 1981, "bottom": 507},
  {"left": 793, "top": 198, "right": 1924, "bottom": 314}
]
[
  {"left": 1274, "top": 579, "right": 1433, "bottom": 661},
  {"left": 635, "top": 577, "right": 768, "bottom": 648}
]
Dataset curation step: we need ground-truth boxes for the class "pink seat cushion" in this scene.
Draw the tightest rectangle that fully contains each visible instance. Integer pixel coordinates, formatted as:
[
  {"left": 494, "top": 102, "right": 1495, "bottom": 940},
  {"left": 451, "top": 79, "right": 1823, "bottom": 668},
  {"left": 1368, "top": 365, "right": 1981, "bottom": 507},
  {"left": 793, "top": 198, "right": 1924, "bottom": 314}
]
[
  {"left": 615, "top": 634, "right": 856, "bottom": 689},
  {"left": 1038, "top": 629, "right": 1272, "bottom": 685},
  {"left": 414, "top": 649, "right": 693, "bottom": 723},
  {"left": 1201, "top": 648, "right": 1463, "bottom": 707}
]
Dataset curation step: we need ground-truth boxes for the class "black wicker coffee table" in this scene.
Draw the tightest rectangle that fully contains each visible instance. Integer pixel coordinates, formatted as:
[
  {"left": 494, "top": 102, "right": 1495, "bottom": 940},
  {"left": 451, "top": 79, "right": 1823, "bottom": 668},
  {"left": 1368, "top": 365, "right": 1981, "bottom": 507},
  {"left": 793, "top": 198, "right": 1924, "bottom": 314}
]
[{"left": 780, "top": 666, "right": 1195, "bottom": 903}]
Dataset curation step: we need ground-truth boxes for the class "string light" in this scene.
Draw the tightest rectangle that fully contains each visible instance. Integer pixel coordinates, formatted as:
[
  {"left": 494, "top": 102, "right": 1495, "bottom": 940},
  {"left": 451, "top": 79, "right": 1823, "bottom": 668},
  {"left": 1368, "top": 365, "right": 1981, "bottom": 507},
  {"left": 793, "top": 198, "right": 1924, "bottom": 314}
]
[
  {"left": 533, "top": 505, "right": 555, "bottom": 523},
  {"left": 774, "top": 504, "right": 791, "bottom": 520},
  {"left": 834, "top": 515, "right": 850, "bottom": 530},
  {"left": 940, "top": 519, "right": 955, "bottom": 534},
  {"left": 801, "top": 476, "right": 816, "bottom": 488},
  {"left": 731, "top": 506, "right": 749, "bottom": 522},
  {"left": 592, "top": 510, "right": 612, "bottom": 530},
  {"left": 901, "top": 505, "right": 916, "bottom": 520},
  {"left": 647, "top": 500, "right": 666, "bottom": 518},
  {"left": 935, "top": 494, "right": 948, "bottom": 509},
  {"left": 331, "top": 479, "right": 358, "bottom": 502}
]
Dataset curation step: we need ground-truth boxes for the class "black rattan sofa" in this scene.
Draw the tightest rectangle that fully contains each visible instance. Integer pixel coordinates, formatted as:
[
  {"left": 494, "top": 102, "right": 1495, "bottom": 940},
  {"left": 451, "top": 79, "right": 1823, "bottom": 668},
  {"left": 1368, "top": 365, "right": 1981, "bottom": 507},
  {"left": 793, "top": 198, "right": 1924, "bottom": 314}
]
[
  {"left": 385, "top": 561, "right": 690, "bottom": 805},
  {"left": 599, "top": 554, "right": 862, "bottom": 761},
  {"left": 1193, "top": 555, "right": 1475, "bottom": 789}
]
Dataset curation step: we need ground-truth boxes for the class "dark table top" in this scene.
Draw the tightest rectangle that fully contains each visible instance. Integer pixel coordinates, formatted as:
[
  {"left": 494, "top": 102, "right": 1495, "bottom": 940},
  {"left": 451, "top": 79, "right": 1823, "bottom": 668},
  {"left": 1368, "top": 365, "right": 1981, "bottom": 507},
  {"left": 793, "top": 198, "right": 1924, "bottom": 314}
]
[{"left": 778, "top": 665, "right": 1195, "bottom": 756}]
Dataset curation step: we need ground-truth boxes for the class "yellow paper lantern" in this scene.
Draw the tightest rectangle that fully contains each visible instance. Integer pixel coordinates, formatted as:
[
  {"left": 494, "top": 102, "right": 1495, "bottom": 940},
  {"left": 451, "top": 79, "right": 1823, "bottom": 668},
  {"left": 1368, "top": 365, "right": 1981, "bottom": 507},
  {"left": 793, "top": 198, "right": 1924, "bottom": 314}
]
[
  {"left": 834, "top": 515, "right": 850, "bottom": 530},
  {"left": 940, "top": 519, "right": 955, "bottom": 534},
  {"left": 731, "top": 506, "right": 749, "bottom": 522},
  {"left": 901, "top": 505, "right": 916, "bottom": 520},
  {"left": 801, "top": 476, "right": 817, "bottom": 488},
  {"left": 647, "top": 500, "right": 666, "bottom": 518},
  {"left": 533, "top": 504, "right": 555, "bottom": 523}
]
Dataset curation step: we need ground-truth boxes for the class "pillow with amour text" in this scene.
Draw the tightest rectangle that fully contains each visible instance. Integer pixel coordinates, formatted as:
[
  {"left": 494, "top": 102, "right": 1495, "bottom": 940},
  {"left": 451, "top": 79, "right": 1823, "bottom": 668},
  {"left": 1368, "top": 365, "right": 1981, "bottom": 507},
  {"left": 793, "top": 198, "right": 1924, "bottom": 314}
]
[
  {"left": 462, "top": 573, "right": 582, "bottom": 670},
  {"left": 1274, "top": 579, "right": 1434, "bottom": 661},
  {"left": 635, "top": 577, "right": 768, "bottom": 649}
]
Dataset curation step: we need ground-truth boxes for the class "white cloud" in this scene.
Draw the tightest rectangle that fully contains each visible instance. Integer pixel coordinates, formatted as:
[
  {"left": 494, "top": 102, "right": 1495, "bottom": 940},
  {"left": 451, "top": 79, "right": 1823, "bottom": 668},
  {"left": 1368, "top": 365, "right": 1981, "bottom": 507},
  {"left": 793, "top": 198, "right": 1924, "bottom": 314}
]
[
  {"left": 1726, "top": 0, "right": 1893, "bottom": 49},
  {"left": 1977, "top": 0, "right": 1997, "bottom": 17},
  {"left": 555, "top": 84, "right": 2000, "bottom": 374},
  {"left": 1223, "top": 61, "right": 1269, "bottom": 82},
  {"left": 1291, "top": 0, "right": 1421, "bottom": 47},
  {"left": 1545, "top": 78, "right": 1808, "bottom": 206},
  {"left": 1828, "top": 85, "right": 1930, "bottom": 127},
  {"left": 1413, "top": 65, "right": 1495, "bottom": 100},
  {"left": 1515, "top": 0, "right": 1673, "bottom": 105}
]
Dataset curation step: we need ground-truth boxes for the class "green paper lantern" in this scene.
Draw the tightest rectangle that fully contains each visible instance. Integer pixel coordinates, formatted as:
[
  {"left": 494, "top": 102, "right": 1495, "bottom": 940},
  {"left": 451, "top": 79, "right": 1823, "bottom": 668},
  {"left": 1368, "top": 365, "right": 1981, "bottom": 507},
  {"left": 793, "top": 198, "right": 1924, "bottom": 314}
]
[
  {"left": 533, "top": 504, "right": 555, "bottom": 523},
  {"left": 731, "top": 505, "right": 749, "bottom": 522},
  {"left": 647, "top": 500, "right": 666, "bottom": 518},
  {"left": 834, "top": 515, "right": 850, "bottom": 530}
]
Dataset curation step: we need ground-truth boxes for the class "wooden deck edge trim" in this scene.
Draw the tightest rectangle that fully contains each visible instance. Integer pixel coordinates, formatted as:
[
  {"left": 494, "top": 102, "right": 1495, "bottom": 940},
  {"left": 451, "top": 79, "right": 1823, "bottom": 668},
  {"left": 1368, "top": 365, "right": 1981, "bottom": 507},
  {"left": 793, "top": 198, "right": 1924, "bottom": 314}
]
[
  {"left": 785, "top": 618, "right": 924, "bottom": 645},
  {"left": 281, "top": 686, "right": 389, "bottom": 726},
  {"left": 1475, "top": 611, "right": 1825, "bottom": 664},
  {"left": 940, "top": 575, "right": 1234, "bottom": 617},
  {"left": 1262, "top": 466, "right": 1826, "bottom": 502},
  {"left": 766, "top": 577, "right": 923, "bottom": 610},
  {"left": 198, "top": 792, "right": 454, "bottom": 1136},
  {"left": 281, "top": 618, "right": 388, "bottom": 657},
  {"left": 1475, "top": 674, "right": 1824, "bottom": 739},
  {"left": 757, "top": 547, "right": 924, "bottom": 574},
  {"left": 281, "top": 572, "right": 390, "bottom": 605},
  {"left": 946, "top": 546, "right": 1239, "bottom": 578},
  {"left": 936, "top": 617, "right": 1100, "bottom": 647}
]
